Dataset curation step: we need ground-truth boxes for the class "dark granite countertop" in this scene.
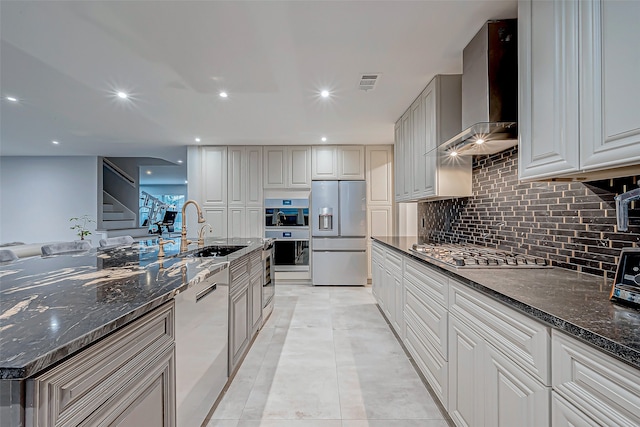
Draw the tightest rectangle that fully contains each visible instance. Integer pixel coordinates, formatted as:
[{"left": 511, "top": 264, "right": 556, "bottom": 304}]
[
  {"left": 0, "top": 237, "right": 265, "bottom": 380},
  {"left": 372, "top": 236, "right": 640, "bottom": 370}
]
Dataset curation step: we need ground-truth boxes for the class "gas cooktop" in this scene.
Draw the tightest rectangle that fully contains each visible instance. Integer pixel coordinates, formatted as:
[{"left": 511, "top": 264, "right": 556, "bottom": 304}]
[{"left": 409, "top": 243, "right": 550, "bottom": 268}]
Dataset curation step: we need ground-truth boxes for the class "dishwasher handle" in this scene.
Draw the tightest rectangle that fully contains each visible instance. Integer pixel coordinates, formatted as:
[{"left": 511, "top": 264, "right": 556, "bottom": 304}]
[{"left": 196, "top": 283, "right": 217, "bottom": 302}]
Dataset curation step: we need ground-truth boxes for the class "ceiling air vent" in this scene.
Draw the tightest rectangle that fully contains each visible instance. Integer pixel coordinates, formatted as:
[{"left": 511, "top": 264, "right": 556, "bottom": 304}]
[{"left": 359, "top": 74, "right": 380, "bottom": 91}]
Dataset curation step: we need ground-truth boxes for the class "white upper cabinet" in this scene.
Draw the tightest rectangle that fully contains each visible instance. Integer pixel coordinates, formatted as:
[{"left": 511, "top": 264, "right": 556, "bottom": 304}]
[
  {"left": 337, "top": 146, "right": 365, "bottom": 180},
  {"left": 312, "top": 146, "right": 338, "bottom": 180},
  {"left": 312, "top": 145, "right": 365, "bottom": 180},
  {"left": 519, "top": 0, "right": 640, "bottom": 181},
  {"left": 201, "top": 146, "right": 227, "bottom": 206},
  {"left": 264, "top": 146, "right": 311, "bottom": 189},
  {"left": 229, "top": 146, "right": 263, "bottom": 207},
  {"left": 394, "top": 121, "right": 403, "bottom": 201},
  {"left": 395, "top": 74, "right": 470, "bottom": 202},
  {"left": 580, "top": 0, "right": 640, "bottom": 171}
]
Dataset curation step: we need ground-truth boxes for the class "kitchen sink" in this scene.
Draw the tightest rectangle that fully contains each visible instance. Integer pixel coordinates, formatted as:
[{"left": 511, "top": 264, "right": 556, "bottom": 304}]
[{"left": 188, "top": 245, "right": 246, "bottom": 258}]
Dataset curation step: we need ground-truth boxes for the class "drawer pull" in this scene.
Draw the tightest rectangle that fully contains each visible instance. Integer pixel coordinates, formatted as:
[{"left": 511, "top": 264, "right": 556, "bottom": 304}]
[{"left": 196, "top": 283, "right": 217, "bottom": 302}]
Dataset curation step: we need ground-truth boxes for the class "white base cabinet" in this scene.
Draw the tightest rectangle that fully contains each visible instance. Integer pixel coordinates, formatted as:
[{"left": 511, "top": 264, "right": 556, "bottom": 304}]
[
  {"left": 552, "top": 330, "right": 640, "bottom": 427},
  {"left": 372, "top": 242, "right": 640, "bottom": 427},
  {"left": 229, "top": 249, "right": 264, "bottom": 376},
  {"left": 26, "top": 302, "right": 176, "bottom": 427}
]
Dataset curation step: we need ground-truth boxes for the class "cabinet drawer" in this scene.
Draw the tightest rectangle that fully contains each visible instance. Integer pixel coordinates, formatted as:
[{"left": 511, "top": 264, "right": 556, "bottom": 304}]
[
  {"left": 404, "top": 257, "right": 448, "bottom": 308},
  {"left": 27, "top": 302, "right": 175, "bottom": 427},
  {"left": 449, "top": 281, "right": 550, "bottom": 385},
  {"left": 230, "top": 257, "right": 249, "bottom": 283},
  {"left": 552, "top": 330, "right": 640, "bottom": 427},
  {"left": 385, "top": 249, "right": 402, "bottom": 272},
  {"left": 405, "top": 321, "right": 448, "bottom": 409},
  {"left": 404, "top": 278, "right": 448, "bottom": 359},
  {"left": 249, "top": 250, "right": 261, "bottom": 272}
]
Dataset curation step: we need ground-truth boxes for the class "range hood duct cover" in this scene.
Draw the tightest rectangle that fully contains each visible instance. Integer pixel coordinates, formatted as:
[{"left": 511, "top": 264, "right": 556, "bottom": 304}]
[{"left": 439, "top": 19, "right": 518, "bottom": 156}]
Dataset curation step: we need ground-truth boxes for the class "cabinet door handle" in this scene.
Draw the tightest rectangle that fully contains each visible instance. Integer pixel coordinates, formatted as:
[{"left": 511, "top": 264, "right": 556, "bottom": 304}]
[{"left": 196, "top": 283, "right": 217, "bottom": 302}]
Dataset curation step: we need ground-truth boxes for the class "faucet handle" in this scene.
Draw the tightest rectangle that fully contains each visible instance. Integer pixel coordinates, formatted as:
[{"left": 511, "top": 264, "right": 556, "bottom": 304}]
[
  {"left": 157, "top": 237, "right": 175, "bottom": 258},
  {"left": 198, "top": 223, "right": 213, "bottom": 247}
]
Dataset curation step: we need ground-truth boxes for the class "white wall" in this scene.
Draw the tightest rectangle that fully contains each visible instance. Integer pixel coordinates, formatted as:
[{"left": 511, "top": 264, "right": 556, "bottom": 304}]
[{"left": 0, "top": 156, "right": 99, "bottom": 244}]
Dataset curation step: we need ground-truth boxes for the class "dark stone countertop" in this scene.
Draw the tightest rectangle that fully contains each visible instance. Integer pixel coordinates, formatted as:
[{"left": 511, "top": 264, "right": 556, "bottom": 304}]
[
  {"left": 0, "top": 237, "right": 265, "bottom": 380},
  {"left": 372, "top": 236, "right": 640, "bottom": 370}
]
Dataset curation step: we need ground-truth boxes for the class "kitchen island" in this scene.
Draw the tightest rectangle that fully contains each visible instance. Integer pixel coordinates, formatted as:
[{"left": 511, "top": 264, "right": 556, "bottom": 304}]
[
  {"left": 372, "top": 236, "right": 640, "bottom": 427},
  {"left": 0, "top": 237, "right": 265, "bottom": 426}
]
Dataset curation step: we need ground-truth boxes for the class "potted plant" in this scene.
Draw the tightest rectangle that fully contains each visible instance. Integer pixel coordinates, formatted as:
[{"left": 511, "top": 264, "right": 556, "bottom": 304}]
[{"left": 69, "top": 215, "right": 95, "bottom": 240}]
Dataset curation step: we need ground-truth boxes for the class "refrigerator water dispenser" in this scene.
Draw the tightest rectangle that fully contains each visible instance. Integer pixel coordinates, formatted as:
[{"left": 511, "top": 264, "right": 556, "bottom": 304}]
[{"left": 319, "top": 207, "right": 333, "bottom": 230}]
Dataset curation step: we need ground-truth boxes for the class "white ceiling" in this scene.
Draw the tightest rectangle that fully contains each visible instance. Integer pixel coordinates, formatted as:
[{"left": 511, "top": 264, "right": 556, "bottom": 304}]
[{"left": 0, "top": 0, "right": 517, "bottom": 161}]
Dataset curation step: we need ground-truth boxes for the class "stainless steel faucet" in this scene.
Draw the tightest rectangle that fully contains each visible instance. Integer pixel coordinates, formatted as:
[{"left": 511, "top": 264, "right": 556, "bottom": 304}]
[
  {"left": 181, "top": 200, "right": 205, "bottom": 252},
  {"left": 614, "top": 186, "right": 640, "bottom": 232}
]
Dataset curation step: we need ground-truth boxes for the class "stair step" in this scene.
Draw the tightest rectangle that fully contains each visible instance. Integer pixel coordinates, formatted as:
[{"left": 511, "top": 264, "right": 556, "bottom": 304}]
[
  {"left": 102, "top": 219, "right": 137, "bottom": 229},
  {"left": 103, "top": 211, "right": 134, "bottom": 221},
  {"left": 102, "top": 203, "right": 115, "bottom": 212}
]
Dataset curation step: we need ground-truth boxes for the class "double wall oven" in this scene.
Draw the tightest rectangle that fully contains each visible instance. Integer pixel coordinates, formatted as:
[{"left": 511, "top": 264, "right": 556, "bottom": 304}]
[{"left": 264, "top": 198, "right": 310, "bottom": 273}]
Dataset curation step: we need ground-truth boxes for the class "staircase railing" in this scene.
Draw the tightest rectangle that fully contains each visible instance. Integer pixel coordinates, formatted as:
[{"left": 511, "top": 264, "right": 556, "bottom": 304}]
[{"left": 103, "top": 158, "right": 136, "bottom": 187}]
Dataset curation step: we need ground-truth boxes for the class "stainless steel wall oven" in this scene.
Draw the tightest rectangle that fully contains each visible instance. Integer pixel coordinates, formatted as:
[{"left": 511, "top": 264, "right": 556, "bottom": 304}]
[{"left": 264, "top": 198, "right": 310, "bottom": 273}]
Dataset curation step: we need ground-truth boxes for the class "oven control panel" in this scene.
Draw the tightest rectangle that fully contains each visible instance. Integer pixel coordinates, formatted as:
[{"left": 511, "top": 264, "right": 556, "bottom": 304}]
[{"left": 611, "top": 248, "right": 640, "bottom": 306}]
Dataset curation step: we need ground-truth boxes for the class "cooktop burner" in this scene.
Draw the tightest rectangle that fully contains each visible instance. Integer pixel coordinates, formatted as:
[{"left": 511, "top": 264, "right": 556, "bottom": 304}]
[{"left": 409, "top": 243, "right": 549, "bottom": 268}]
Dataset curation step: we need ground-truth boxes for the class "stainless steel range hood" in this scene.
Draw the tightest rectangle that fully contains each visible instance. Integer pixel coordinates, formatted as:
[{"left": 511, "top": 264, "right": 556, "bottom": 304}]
[{"left": 438, "top": 19, "right": 518, "bottom": 157}]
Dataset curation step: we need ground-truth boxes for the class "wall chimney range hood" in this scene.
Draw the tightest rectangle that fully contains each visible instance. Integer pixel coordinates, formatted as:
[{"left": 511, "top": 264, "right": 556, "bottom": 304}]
[{"left": 438, "top": 19, "right": 518, "bottom": 157}]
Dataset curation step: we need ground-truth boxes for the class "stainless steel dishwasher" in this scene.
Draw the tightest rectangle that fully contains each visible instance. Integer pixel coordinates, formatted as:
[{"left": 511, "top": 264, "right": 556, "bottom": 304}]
[{"left": 174, "top": 261, "right": 229, "bottom": 427}]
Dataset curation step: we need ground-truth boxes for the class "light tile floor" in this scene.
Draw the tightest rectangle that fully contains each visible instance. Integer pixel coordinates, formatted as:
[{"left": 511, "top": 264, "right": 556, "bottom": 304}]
[{"left": 206, "top": 284, "right": 450, "bottom": 427}]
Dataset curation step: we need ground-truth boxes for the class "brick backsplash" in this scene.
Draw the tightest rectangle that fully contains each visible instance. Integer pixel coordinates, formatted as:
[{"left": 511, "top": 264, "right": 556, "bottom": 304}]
[{"left": 417, "top": 147, "right": 640, "bottom": 279}]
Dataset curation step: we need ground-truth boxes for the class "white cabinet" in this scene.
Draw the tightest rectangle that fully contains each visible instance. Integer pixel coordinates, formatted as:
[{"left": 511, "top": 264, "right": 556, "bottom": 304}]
[
  {"left": 448, "top": 281, "right": 551, "bottom": 427},
  {"left": 249, "top": 251, "right": 263, "bottom": 335},
  {"left": 229, "top": 258, "right": 250, "bottom": 375},
  {"left": 264, "top": 146, "right": 311, "bottom": 189},
  {"left": 394, "top": 121, "right": 403, "bottom": 201},
  {"left": 370, "top": 242, "right": 403, "bottom": 337},
  {"left": 312, "top": 145, "right": 365, "bottom": 180},
  {"left": 519, "top": 0, "right": 640, "bottom": 181},
  {"left": 484, "top": 342, "right": 550, "bottom": 427},
  {"left": 190, "top": 146, "right": 262, "bottom": 239},
  {"left": 26, "top": 302, "right": 176, "bottom": 427},
  {"left": 227, "top": 146, "right": 263, "bottom": 238},
  {"left": 395, "top": 75, "right": 470, "bottom": 202},
  {"left": 200, "top": 147, "right": 228, "bottom": 206},
  {"left": 448, "top": 315, "right": 485, "bottom": 427},
  {"left": 337, "top": 146, "right": 365, "bottom": 180},
  {"left": 371, "top": 244, "right": 384, "bottom": 305},
  {"left": 229, "top": 250, "right": 264, "bottom": 376},
  {"left": 366, "top": 145, "right": 393, "bottom": 279},
  {"left": 403, "top": 258, "right": 449, "bottom": 408},
  {"left": 579, "top": 0, "right": 640, "bottom": 171},
  {"left": 552, "top": 330, "right": 640, "bottom": 427},
  {"left": 552, "top": 392, "right": 601, "bottom": 427},
  {"left": 311, "top": 146, "right": 338, "bottom": 180}
]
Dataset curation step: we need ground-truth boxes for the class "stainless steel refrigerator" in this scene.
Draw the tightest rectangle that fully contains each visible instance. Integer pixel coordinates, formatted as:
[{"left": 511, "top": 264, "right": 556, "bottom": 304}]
[{"left": 311, "top": 180, "right": 367, "bottom": 286}]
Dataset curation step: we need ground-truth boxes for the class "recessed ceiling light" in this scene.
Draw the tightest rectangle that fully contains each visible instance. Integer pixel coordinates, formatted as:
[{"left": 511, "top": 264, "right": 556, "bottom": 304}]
[
  {"left": 219, "top": 92, "right": 228, "bottom": 98},
  {"left": 449, "top": 150, "right": 458, "bottom": 157},
  {"left": 321, "top": 137, "right": 327, "bottom": 142},
  {"left": 146, "top": 170, "right": 152, "bottom": 175},
  {"left": 117, "top": 91, "right": 129, "bottom": 99},
  {"left": 177, "top": 159, "right": 183, "bottom": 164},
  {"left": 475, "top": 138, "right": 485, "bottom": 145},
  {"left": 184, "top": 180, "right": 188, "bottom": 184},
  {"left": 52, "top": 140, "right": 60, "bottom": 145},
  {"left": 6, "top": 96, "right": 18, "bottom": 102},
  {"left": 195, "top": 137, "right": 201, "bottom": 142},
  {"left": 320, "top": 90, "right": 330, "bottom": 98}
]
